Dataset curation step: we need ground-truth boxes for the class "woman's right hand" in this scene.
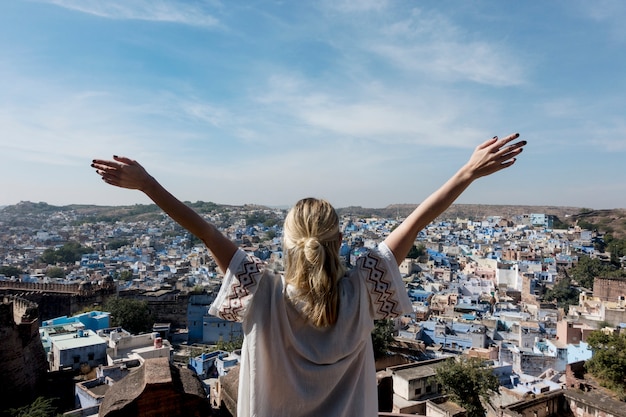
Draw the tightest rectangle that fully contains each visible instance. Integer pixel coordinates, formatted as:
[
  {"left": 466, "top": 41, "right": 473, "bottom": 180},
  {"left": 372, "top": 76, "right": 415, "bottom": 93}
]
[{"left": 91, "top": 156, "right": 155, "bottom": 191}]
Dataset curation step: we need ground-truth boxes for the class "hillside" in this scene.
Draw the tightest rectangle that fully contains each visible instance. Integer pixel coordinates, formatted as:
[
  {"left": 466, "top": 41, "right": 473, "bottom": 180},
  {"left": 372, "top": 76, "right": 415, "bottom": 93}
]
[
  {"left": 337, "top": 204, "right": 626, "bottom": 238},
  {"left": 2, "top": 201, "right": 626, "bottom": 238}
]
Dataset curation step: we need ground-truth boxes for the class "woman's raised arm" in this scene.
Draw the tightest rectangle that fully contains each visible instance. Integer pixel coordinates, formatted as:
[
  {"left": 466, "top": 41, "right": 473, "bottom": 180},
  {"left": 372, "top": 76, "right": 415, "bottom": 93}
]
[
  {"left": 384, "top": 133, "right": 526, "bottom": 265},
  {"left": 91, "top": 156, "right": 238, "bottom": 273}
]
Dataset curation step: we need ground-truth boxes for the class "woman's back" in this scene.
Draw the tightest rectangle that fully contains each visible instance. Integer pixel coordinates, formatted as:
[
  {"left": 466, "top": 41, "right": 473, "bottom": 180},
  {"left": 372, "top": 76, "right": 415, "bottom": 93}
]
[{"left": 210, "top": 242, "right": 412, "bottom": 417}]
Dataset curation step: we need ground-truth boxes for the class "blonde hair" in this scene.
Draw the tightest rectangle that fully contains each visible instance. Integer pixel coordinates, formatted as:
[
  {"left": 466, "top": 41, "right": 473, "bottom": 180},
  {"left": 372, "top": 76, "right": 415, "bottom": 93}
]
[{"left": 283, "top": 198, "right": 344, "bottom": 327}]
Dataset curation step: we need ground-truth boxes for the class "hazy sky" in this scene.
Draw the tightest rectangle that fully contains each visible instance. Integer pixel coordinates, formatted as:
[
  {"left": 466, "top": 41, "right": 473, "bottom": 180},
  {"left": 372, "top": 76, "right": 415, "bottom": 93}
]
[{"left": 1, "top": 1, "right": 625, "bottom": 209}]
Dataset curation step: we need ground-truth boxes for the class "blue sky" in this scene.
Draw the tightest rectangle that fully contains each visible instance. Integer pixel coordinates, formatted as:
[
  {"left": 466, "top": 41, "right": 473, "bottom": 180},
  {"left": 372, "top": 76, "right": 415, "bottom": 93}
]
[{"left": 1, "top": 0, "right": 625, "bottom": 209}]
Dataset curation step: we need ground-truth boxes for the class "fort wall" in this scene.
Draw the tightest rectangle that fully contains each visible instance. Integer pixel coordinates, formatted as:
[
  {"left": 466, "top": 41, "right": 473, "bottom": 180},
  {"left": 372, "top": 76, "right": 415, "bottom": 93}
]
[
  {"left": 0, "top": 281, "right": 116, "bottom": 321},
  {"left": 593, "top": 277, "right": 626, "bottom": 302},
  {"left": 0, "top": 296, "right": 48, "bottom": 409}
]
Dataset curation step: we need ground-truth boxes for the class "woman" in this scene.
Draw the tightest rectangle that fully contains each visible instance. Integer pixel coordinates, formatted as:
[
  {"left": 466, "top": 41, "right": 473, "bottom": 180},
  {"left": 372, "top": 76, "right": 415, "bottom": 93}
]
[{"left": 91, "top": 133, "right": 525, "bottom": 416}]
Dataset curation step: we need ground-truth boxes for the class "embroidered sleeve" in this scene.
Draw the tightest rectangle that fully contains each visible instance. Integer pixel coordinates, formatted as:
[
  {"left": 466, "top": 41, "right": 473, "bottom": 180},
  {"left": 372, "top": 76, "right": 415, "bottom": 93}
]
[
  {"left": 356, "top": 242, "right": 413, "bottom": 320},
  {"left": 208, "top": 248, "right": 264, "bottom": 322}
]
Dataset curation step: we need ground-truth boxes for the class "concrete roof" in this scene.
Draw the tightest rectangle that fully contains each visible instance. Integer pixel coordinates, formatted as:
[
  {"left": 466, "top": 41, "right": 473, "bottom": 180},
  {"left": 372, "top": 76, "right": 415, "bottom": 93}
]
[{"left": 51, "top": 330, "right": 107, "bottom": 350}]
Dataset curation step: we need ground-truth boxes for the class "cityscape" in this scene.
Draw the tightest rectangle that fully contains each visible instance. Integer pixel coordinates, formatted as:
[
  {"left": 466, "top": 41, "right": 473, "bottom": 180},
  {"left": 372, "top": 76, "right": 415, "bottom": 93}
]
[
  {"left": 1, "top": 201, "right": 625, "bottom": 416},
  {"left": 3, "top": 1, "right": 626, "bottom": 417}
]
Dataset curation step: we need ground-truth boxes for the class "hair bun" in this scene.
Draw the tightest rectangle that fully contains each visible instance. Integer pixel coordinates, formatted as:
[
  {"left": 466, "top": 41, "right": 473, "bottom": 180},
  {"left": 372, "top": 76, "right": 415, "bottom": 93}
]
[{"left": 302, "top": 237, "right": 322, "bottom": 263}]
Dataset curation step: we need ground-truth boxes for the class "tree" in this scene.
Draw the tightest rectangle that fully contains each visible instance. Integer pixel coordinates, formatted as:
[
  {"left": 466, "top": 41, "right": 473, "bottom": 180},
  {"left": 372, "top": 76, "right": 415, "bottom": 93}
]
[
  {"left": 543, "top": 276, "right": 580, "bottom": 313},
  {"left": 102, "top": 297, "right": 154, "bottom": 334},
  {"left": 46, "top": 266, "right": 65, "bottom": 279},
  {"left": 264, "top": 229, "right": 277, "bottom": 241},
  {"left": 39, "top": 241, "right": 94, "bottom": 265},
  {"left": 585, "top": 330, "right": 626, "bottom": 399},
  {"left": 371, "top": 319, "right": 395, "bottom": 359},
  {"left": 0, "top": 266, "right": 23, "bottom": 278},
  {"left": 3, "top": 396, "right": 60, "bottom": 417},
  {"left": 605, "top": 234, "right": 626, "bottom": 267},
  {"left": 116, "top": 270, "right": 134, "bottom": 281},
  {"left": 39, "top": 248, "right": 58, "bottom": 265},
  {"left": 433, "top": 357, "right": 500, "bottom": 417},
  {"left": 214, "top": 336, "right": 244, "bottom": 352},
  {"left": 407, "top": 244, "right": 426, "bottom": 259},
  {"left": 106, "top": 238, "right": 130, "bottom": 250},
  {"left": 568, "top": 255, "right": 625, "bottom": 289}
]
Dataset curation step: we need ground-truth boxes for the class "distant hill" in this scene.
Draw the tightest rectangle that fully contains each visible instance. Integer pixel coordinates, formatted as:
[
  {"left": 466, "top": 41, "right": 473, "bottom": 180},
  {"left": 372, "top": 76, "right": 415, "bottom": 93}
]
[
  {"left": 2, "top": 201, "right": 625, "bottom": 238},
  {"left": 337, "top": 204, "right": 626, "bottom": 238},
  {"left": 337, "top": 203, "right": 582, "bottom": 220}
]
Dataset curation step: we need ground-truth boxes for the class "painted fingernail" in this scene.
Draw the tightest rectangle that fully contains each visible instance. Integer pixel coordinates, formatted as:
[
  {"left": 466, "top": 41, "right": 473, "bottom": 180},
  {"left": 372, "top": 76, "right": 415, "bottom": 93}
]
[{"left": 493, "top": 136, "right": 498, "bottom": 140}]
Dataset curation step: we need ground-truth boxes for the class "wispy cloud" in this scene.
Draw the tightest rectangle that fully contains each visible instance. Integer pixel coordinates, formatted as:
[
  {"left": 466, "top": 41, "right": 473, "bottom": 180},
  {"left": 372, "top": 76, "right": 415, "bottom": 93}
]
[
  {"left": 575, "top": 0, "right": 626, "bottom": 41},
  {"left": 254, "top": 72, "right": 493, "bottom": 147},
  {"left": 321, "top": 0, "right": 390, "bottom": 13},
  {"left": 368, "top": 9, "right": 526, "bottom": 86},
  {"left": 38, "top": 0, "right": 221, "bottom": 28}
]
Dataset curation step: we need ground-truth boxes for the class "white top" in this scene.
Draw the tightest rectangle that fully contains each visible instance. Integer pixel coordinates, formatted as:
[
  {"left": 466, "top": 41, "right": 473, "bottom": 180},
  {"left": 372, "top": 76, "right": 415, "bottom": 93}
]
[{"left": 209, "top": 242, "right": 412, "bottom": 417}]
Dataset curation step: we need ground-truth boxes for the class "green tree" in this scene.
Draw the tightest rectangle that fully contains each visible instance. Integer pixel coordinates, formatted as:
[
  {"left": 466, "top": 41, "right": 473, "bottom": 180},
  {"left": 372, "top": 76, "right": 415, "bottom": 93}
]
[
  {"left": 56, "top": 241, "right": 93, "bottom": 263},
  {"left": 246, "top": 212, "right": 268, "bottom": 226},
  {"left": 214, "top": 336, "right": 244, "bottom": 352},
  {"left": 39, "top": 241, "right": 94, "bottom": 265},
  {"left": 116, "top": 270, "right": 134, "bottom": 281},
  {"left": 264, "top": 229, "right": 277, "bottom": 241},
  {"left": 407, "top": 244, "right": 426, "bottom": 259},
  {"left": 433, "top": 357, "right": 500, "bottom": 417},
  {"left": 3, "top": 396, "right": 60, "bottom": 417},
  {"left": 586, "top": 330, "right": 626, "bottom": 398},
  {"left": 543, "top": 276, "right": 580, "bottom": 313},
  {"left": 46, "top": 266, "right": 65, "bottom": 279},
  {"left": 103, "top": 297, "right": 154, "bottom": 334},
  {"left": 371, "top": 319, "right": 395, "bottom": 359},
  {"left": 39, "top": 248, "right": 58, "bottom": 265},
  {"left": 569, "top": 255, "right": 625, "bottom": 289},
  {"left": 551, "top": 216, "right": 570, "bottom": 229},
  {"left": 605, "top": 234, "right": 626, "bottom": 267},
  {"left": 106, "top": 238, "right": 130, "bottom": 250},
  {"left": 0, "top": 266, "right": 23, "bottom": 278},
  {"left": 264, "top": 218, "right": 279, "bottom": 228}
]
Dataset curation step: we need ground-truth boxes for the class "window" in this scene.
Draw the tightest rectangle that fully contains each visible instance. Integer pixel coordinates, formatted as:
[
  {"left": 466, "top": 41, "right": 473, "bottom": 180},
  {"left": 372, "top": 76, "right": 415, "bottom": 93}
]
[
  {"left": 73, "top": 355, "right": 80, "bottom": 364},
  {"left": 415, "top": 388, "right": 422, "bottom": 395},
  {"left": 88, "top": 352, "right": 95, "bottom": 361},
  {"left": 426, "top": 385, "right": 432, "bottom": 393}
]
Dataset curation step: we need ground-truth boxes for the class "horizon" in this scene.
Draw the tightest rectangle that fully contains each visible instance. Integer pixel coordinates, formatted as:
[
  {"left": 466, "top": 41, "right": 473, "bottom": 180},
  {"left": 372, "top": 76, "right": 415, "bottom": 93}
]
[
  {"left": 1, "top": 200, "right": 619, "bottom": 212},
  {"left": 1, "top": 1, "right": 626, "bottom": 209}
]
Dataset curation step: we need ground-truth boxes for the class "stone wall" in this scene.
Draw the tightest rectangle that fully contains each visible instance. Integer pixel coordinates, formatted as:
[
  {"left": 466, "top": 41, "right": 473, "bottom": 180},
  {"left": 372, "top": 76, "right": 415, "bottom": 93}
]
[
  {"left": 0, "top": 296, "right": 48, "bottom": 409},
  {"left": 593, "top": 277, "right": 626, "bottom": 302},
  {"left": 500, "top": 389, "right": 626, "bottom": 417},
  {"left": 0, "top": 281, "right": 116, "bottom": 321},
  {"left": 500, "top": 391, "right": 571, "bottom": 417},
  {"left": 121, "top": 291, "right": 190, "bottom": 329}
]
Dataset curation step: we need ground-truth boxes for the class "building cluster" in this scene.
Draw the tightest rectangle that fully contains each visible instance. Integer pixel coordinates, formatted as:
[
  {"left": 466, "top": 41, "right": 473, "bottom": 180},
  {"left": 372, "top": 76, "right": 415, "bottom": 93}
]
[{"left": 1, "top": 203, "right": 626, "bottom": 416}]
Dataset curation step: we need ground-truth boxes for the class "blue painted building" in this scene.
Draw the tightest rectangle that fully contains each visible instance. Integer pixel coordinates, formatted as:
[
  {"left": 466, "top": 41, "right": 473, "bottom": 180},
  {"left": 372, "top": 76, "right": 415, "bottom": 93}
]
[
  {"left": 407, "top": 289, "right": 432, "bottom": 304},
  {"left": 187, "top": 293, "right": 214, "bottom": 343},
  {"left": 188, "top": 350, "right": 226, "bottom": 379},
  {"left": 418, "top": 319, "right": 488, "bottom": 351},
  {"left": 187, "top": 292, "right": 243, "bottom": 344},
  {"left": 41, "top": 310, "right": 110, "bottom": 332}
]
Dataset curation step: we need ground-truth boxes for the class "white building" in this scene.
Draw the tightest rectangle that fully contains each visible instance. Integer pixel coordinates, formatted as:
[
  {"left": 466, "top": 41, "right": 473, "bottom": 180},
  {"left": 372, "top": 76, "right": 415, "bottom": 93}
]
[{"left": 44, "top": 327, "right": 108, "bottom": 372}]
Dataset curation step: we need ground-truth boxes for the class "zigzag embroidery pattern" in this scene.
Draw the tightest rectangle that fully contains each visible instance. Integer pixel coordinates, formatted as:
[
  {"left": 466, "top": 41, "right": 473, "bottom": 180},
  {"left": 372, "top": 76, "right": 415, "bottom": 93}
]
[
  {"left": 359, "top": 252, "right": 400, "bottom": 319},
  {"left": 218, "top": 255, "right": 263, "bottom": 322}
]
